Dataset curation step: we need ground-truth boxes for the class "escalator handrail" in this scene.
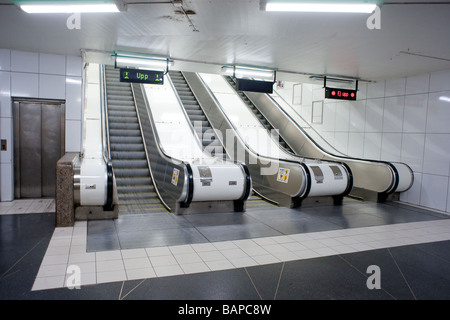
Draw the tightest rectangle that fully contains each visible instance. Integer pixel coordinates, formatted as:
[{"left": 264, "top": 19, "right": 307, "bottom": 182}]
[{"left": 100, "top": 65, "right": 114, "bottom": 210}]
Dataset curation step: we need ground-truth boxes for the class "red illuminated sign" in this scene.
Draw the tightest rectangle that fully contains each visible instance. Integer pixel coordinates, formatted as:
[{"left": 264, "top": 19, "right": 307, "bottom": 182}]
[{"left": 325, "top": 87, "right": 357, "bottom": 100}]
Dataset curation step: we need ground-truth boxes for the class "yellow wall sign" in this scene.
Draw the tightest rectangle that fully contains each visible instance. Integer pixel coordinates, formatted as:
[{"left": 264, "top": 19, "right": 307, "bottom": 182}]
[
  {"left": 171, "top": 168, "right": 180, "bottom": 186},
  {"left": 277, "top": 168, "right": 290, "bottom": 183}
]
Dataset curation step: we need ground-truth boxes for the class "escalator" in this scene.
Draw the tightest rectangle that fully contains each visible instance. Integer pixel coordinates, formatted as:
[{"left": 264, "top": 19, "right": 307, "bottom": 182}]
[
  {"left": 169, "top": 71, "right": 227, "bottom": 160},
  {"left": 104, "top": 65, "right": 165, "bottom": 214},
  {"left": 182, "top": 72, "right": 353, "bottom": 208},
  {"left": 224, "top": 76, "right": 294, "bottom": 155},
  {"left": 239, "top": 83, "right": 414, "bottom": 202}
]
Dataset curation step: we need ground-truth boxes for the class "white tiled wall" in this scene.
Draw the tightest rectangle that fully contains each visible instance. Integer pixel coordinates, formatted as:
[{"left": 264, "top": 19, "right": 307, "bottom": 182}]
[
  {"left": 0, "top": 49, "right": 83, "bottom": 201},
  {"left": 276, "top": 69, "right": 450, "bottom": 213}
]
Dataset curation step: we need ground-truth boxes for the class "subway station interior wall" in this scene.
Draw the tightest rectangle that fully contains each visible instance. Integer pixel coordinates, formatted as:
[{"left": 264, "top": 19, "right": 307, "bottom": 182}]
[
  {"left": 276, "top": 69, "right": 450, "bottom": 214},
  {"left": 0, "top": 49, "right": 83, "bottom": 201}
]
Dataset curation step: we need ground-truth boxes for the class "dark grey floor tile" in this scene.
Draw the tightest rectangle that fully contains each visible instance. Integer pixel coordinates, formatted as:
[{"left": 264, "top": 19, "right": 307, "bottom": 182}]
[
  {"left": 196, "top": 223, "right": 283, "bottom": 242},
  {"left": 122, "top": 268, "right": 262, "bottom": 300},
  {"left": 117, "top": 227, "right": 209, "bottom": 249},
  {"left": 275, "top": 255, "right": 392, "bottom": 300},
  {"left": 245, "top": 263, "right": 285, "bottom": 300}
]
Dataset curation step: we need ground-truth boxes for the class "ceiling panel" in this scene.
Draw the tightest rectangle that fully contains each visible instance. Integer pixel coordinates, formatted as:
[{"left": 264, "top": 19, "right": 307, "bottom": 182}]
[{"left": 0, "top": 0, "right": 449, "bottom": 82}]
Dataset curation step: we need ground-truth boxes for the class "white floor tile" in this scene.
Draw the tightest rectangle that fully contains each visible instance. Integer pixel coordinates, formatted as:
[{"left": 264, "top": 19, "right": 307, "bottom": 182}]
[
  {"left": 252, "top": 254, "right": 280, "bottom": 265},
  {"left": 36, "top": 264, "right": 67, "bottom": 278},
  {"left": 96, "top": 259, "right": 124, "bottom": 272},
  {"left": 123, "top": 257, "right": 152, "bottom": 270},
  {"left": 96, "top": 250, "right": 122, "bottom": 261},
  {"left": 197, "top": 250, "right": 226, "bottom": 262},
  {"left": 121, "top": 248, "right": 147, "bottom": 259},
  {"left": 153, "top": 265, "right": 184, "bottom": 277},
  {"left": 149, "top": 255, "right": 178, "bottom": 267},
  {"left": 204, "top": 259, "right": 235, "bottom": 271},
  {"left": 96, "top": 270, "right": 127, "bottom": 284},
  {"left": 32, "top": 275, "right": 65, "bottom": 291},
  {"left": 180, "top": 262, "right": 210, "bottom": 274},
  {"left": 126, "top": 268, "right": 156, "bottom": 280},
  {"left": 228, "top": 256, "right": 257, "bottom": 268},
  {"left": 145, "top": 246, "right": 172, "bottom": 257}
]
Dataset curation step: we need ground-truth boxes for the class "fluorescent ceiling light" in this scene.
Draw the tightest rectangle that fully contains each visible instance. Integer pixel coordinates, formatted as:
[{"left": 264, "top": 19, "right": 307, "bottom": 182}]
[
  {"left": 439, "top": 96, "right": 450, "bottom": 103},
  {"left": 265, "top": 2, "right": 377, "bottom": 13},
  {"left": 115, "top": 53, "right": 172, "bottom": 72},
  {"left": 222, "top": 66, "right": 276, "bottom": 81},
  {"left": 20, "top": 3, "right": 119, "bottom": 14}
]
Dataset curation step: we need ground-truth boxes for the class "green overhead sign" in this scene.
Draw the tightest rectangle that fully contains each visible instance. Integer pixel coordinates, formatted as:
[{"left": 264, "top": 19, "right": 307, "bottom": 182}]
[{"left": 119, "top": 68, "right": 164, "bottom": 84}]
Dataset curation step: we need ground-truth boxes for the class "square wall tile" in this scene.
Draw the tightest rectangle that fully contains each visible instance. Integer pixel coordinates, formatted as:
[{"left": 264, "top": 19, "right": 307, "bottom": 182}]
[
  {"left": 301, "top": 83, "right": 313, "bottom": 106},
  {"left": 0, "top": 71, "right": 11, "bottom": 118},
  {"left": 322, "top": 102, "right": 336, "bottom": 132},
  {"left": 403, "top": 93, "right": 428, "bottom": 133},
  {"left": 0, "top": 96, "right": 12, "bottom": 119},
  {"left": 0, "top": 49, "right": 10, "bottom": 71},
  {"left": 0, "top": 117, "right": 12, "bottom": 163},
  {"left": 406, "top": 73, "right": 430, "bottom": 95},
  {"left": 366, "top": 80, "right": 385, "bottom": 99},
  {"left": 334, "top": 132, "right": 348, "bottom": 155},
  {"left": 0, "top": 162, "right": 14, "bottom": 201},
  {"left": 385, "top": 77, "right": 406, "bottom": 97},
  {"left": 426, "top": 91, "right": 450, "bottom": 134},
  {"left": 39, "top": 53, "right": 66, "bottom": 75},
  {"left": 11, "top": 51, "right": 38, "bottom": 73},
  {"left": 11, "top": 72, "right": 38, "bottom": 97},
  {"left": 381, "top": 133, "right": 402, "bottom": 162},
  {"left": 401, "top": 133, "right": 425, "bottom": 173},
  {"left": 422, "top": 133, "right": 450, "bottom": 176},
  {"left": 66, "top": 56, "right": 82, "bottom": 77},
  {"left": 347, "top": 133, "right": 364, "bottom": 158},
  {"left": 399, "top": 172, "right": 421, "bottom": 206},
  {"left": 65, "top": 77, "right": 82, "bottom": 121},
  {"left": 383, "top": 96, "right": 404, "bottom": 133},
  {"left": 420, "top": 173, "right": 448, "bottom": 212},
  {"left": 39, "top": 74, "right": 65, "bottom": 99},
  {"left": 348, "top": 100, "right": 366, "bottom": 132},
  {"left": 65, "top": 120, "right": 81, "bottom": 152},
  {"left": 334, "top": 101, "right": 350, "bottom": 132},
  {"left": 363, "top": 132, "right": 382, "bottom": 160},
  {"left": 365, "top": 98, "right": 384, "bottom": 132},
  {"left": 430, "top": 69, "right": 450, "bottom": 92}
]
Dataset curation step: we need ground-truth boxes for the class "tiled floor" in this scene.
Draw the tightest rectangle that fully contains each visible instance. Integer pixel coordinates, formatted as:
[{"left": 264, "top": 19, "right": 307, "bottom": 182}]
[
  {"left": 1, "top": 197, "right": 450, "bottom": 300},
  {"left": 0, "top": 198, "right": 55, "bottom": 215},
  {"left": 32, "top": 218, "right": 450, "bottom": 292}
]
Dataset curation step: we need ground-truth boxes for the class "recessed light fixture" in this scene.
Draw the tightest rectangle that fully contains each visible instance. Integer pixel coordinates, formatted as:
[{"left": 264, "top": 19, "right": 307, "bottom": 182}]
[
  {"left": 20, "top": 1, "right": 120, "bottom": 13},
  {"left": 263, "top": 0, "right": 381, "bottom": 13}
]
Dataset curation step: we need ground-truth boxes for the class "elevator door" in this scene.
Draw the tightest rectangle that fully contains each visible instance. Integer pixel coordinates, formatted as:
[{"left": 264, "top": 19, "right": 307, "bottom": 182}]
[{"left": 13, "top": 99, "right": 65, "bottom": 199}]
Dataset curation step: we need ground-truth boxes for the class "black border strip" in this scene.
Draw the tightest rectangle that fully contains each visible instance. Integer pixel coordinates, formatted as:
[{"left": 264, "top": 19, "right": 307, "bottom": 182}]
[
  {"left": 239, "top": 163, "right": 252, "bottom": 201},
  {"left": 181, "top": 163, "right": 194, "bottom": 208},
  {"left": 104, "top": 161, "right": 114, "bottom": 211}
]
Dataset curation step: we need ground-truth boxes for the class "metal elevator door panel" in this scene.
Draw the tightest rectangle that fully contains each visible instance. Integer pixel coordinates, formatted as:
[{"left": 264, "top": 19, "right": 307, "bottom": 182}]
[
  {"left": 13, "top": 100, "right": 65, "bottom": 199},
  {"left": 41, "top": 103, "right": 63, "bottom": 197}
]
